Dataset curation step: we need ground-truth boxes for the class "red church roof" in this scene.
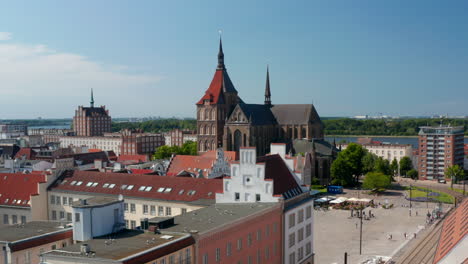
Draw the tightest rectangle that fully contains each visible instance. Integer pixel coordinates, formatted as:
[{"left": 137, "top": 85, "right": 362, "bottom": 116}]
[
  {"left": 196, "top": 70, "right": 226, "bottom": 105},
  {"left": 50, "top": 170, "right": 223, "bottom": 203},
  {"left": 0, "top": 173, "right": 47, "bottom": 207}
]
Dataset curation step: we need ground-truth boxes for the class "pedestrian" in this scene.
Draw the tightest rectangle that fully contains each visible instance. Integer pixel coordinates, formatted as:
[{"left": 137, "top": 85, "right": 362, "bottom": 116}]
[
  {"left": 390, "top": 234, "right": 392, "bottom": 240},
  {"left": 356, "top": 223, "right": 358, "bottom": 229},
  {"left": 404, "top": 233, "right": 407, "bottom": 239},
  {"left": 414, "top": 233, "right": 417, "bottom": 239},
  {"left": 416, "top": 211, "right": 418, "bottom": 216}
]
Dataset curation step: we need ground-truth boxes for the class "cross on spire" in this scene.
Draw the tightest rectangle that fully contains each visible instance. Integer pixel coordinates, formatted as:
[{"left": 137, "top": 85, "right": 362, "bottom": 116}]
[
  {"left": 217, "top": 36, "right": 225, "bottom": 70},
  {"left": 264, "top": 65, "right": 271, "bottom": 106},
  {"left": 90, "top": 88, "right": 94, "bottom": 108}
]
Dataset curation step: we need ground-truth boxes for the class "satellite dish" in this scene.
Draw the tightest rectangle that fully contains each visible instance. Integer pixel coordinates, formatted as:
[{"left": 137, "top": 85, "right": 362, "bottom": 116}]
[{"left": 118, "top": 194, "right": 124, "bottom": 201}]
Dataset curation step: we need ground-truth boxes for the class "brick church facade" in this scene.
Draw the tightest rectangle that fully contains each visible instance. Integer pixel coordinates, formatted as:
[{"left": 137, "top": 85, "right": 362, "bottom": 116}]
[{"left": 196, "top": 39, "right": 324, "bottom": 155}]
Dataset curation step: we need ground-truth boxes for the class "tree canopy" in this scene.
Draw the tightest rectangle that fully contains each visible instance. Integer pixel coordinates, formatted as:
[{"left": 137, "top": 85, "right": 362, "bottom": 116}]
[
  {"left": 362, "top": 172, "right": 391, "bottom": 191},
  {"left": 407, "top": 169, "right": 418, "bottom": 180},
  {"left": 445, "top": 165, "right": 465, "bottom": 188},
  {"left": 152, "top": 141, "right": 197, "bottom": 160},
  {"left": 399, "top": 156, "right": 413, "bottom": 176}
]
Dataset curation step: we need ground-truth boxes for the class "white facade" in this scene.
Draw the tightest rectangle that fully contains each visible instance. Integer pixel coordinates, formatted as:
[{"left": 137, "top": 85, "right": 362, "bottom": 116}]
[
  {"left": 207, "top": 148, "right": 231, "bottom": 179},
  {"left": 59, "top": 136, "right": 122, "bottom": 155},
  {"left": 216, "top": 148, "right": 279, "bottom": 203},
  {"left": 72, "top": 198, "right": 124, "bottom": 242},
  {"left": 342, "top": 143, "right": 412, "bottom": 162},
  {"left": 284, "top": 198, "right": 314, "bottom": 264}
]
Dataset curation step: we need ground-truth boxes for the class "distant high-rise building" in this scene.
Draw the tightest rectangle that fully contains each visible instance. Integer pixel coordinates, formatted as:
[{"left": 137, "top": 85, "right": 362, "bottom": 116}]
[
  {"left": 418, "top": 125, "right": 465, "bottom": 180},
  {"left": 72, "top": 89, "right": 111, "bottom": 136}
]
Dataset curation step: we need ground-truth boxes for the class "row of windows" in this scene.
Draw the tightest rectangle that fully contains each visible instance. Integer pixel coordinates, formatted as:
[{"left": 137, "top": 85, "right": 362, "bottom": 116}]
[
  {"left": 288, "top": 206, "right": 312, "bottom": 228},
  {"left": 51, "top": 210, "right": 73, "bottom": 221},
  {"left": 203, "top": 242, "right": 279, "bottom": 264},
  {"left": 3, "top": 214, "right": 27, "bottom": 225},
  {"left": 151, "top": 248, "right": 192, "bottom": 264},
  {"left": 288, "top": 223, "right": 312, "bottom": 248},
  {"left": 50, "top": 195, "right": 74, "bottom": 206},
  {"left": 124, "top": 203, "right": 187, "bottom": 216},
  {"left": 289, "top": 242, "right": 312, "bottom": 264}
]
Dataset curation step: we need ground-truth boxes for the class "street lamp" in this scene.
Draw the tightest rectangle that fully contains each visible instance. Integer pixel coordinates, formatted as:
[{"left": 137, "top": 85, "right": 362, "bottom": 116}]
[
  {"left": 359, "top": 205, "right": 363, "bottom": 255},
  {"left": 409, "top": 184, "right": 412, "bottom": 216}
]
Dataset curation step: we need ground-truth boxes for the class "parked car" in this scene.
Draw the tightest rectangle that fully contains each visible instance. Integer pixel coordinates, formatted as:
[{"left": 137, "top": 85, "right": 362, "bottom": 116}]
[{"left": 438, "top": 179, "right": 446, "bottom": 184}]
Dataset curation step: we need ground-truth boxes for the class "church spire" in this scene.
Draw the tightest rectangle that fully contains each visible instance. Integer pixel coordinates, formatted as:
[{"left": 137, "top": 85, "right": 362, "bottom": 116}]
[
  {"left": 90, "top": 88, "right": 94, "bottom": 108},
  {"left": 217, "top": 37, "right": 225, "bottom": 70},
  {"left": 264, "top": 65, "right": 271, "bottom": 106}
]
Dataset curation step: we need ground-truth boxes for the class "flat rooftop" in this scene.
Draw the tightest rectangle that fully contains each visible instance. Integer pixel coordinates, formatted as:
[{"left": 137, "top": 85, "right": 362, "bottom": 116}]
[
  {"left": 72, "top": 196, "right": 120, "bottom": 208},
  {"left": 0, "top": 221, "right": 71, "bottom": 242},
  {"left": 44, "top": 230, "right": 189, "bottom": 260},
  {"left": 163, "top": 203, "right": 278, "bottom": 234}
]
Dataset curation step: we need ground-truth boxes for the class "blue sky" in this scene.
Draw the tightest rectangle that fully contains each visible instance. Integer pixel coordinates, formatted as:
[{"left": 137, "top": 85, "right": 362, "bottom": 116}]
[{"left": 1, "top": 1, "right": 467, "bottom": 119}]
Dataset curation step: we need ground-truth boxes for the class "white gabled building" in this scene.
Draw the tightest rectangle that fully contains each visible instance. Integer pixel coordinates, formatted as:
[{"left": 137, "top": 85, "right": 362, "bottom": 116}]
[{"left": 216, "top": 147, "right": 303, "bottom": 203}]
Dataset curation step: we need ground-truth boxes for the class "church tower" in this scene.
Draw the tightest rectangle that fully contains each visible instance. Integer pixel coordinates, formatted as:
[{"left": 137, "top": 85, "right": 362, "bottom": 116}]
[
  {"left": 196, "top": 38, "right": 241, "bottom": 153},
  {"left": 264, "top": 66, "right": 271, "bottom": 106}
]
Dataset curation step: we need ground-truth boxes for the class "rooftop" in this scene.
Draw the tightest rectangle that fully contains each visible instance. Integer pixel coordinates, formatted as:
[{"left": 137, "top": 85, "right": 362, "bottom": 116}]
[
  {"left": 163, "top": 203, "right": 278, "bottom": 234},
  {"left": 72, "top": 196, "right": 120, "bottom": 208},
  {"left": 0, "top": 172, "right": 47, "bottom": 207},
  {"left": 49, "top": 170, "right": 223, "bottom": 203},
  {"left": 166, "top": 150, "right": 236, "bottom": 177},
  {"left": 43, "top": 230, "right": 192, "bottom": 261},
  {"left": 0, "top": 221, "right": 71, "bottom": 243}
]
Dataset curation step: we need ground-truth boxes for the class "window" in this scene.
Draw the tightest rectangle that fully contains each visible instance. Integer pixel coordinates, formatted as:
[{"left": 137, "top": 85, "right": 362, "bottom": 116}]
[
  {"left": 24, "top": 251, "right": 31, "bottom": 264},
  {"left": 158, "top": 206, "right": 164, "bottom": 216},
  {"left": 67, "top": 213, "right": 72, "bottom": 222},
  {"left": 289, "top": 233, "right": 295, "bottom": 248},
  {"left": 305, "top": 242, "right": 311, "bottom": 256},
  {"left": 186, "top": 248, "right": 191, "bottom": 264},
  {"left": 3, "top": 214, "right": 9, "bottom": 224},
  {"left": 74, "top": 213, "right": 80, "bottom": 222},
  {"left": 298, "top": 228, "right": 304, "bottom": 242},
  {"left": 226, "top": 242, "right": 232, "bottom": 256},
  {"left": 143, "top": 205, "right": 149, "bottom": 214},
  {"left": 130, "top": 203, "right": 136, "bottom": 213},
  {"left": 297, "top": 246, "right": 304, "bottom": 261},
  {"left": 166, "top": 207, "right": 172, "bottom": 216},
  {"left": 248, "top": 256, "right": 253, "bottom": 264},
  {"left": 257, "top": 249, "right": 261, "bottom": 264},
  {"left": 130, "top": 220, "right": 136, "bottom": 229},
  {"left": 169, "top": 255, "right": 175, "bottom": 264},
  {"left": 257, "top": 229, "right": 262, "bottom": 241},
  {"left": 21, "top": 215, "right": 26, "bottom": 224},
  {"left": 237, "top": 238, "right": 242, "bottom": 250},
  {"left": 298, "top": 209, "right": 304, "bottom": 223},
  {"left": 235, "top": 192, "right": 240, "bottom": 201},
  {"left": 60, "top": 211, "right": 65, "bottom": 220},
  {"left": 63, "top": 197, "right": 68, "bottom": 205},
  {"left": 50, "top": 195, "right": 55, "bottom": 204},
  {"left": 289, "top": 213, "right": 295, "bottom": 228},
  {"left": 69, "top": 197, "right": 73, "bottom": 205},
  {"left": 52, "top": 211, "right": 57, "bottom": 220},
  {"left": 181, "top": 208, "right": 187, "bottom": 215},
  {"left": 266, "top": 225, "right": 270, "bottom": 237},
  {"left": 138, "top": 186, "right": 146, "bottom": 191},
  {"left": 256, "top": 194, "right": 261, "bottom": 202},
  {"left": 273, "top": 222, "right": 278, "bottom": 233},
  {"left": 265, "top": 246, "right": 270, "bottom": 260},
  {"left": 127, "top": 185, "right": 134, "bottom": 190},
  {"left": 150, "top": 205, "right": 156, "bottom": 216},
  {"left": 306, "top": 223, "right": 312, "bottom": 237},
  {"left": 289, "top": 253, "right": 295, "bottom": 264},
  {"left": 306, "top": 206, "right": 312, "bottom": 219},
  {"left": 12, "top": 215, "right": 17, "bottom": 224},
  {"left": 51, "top": 245, "right": 56, "bottom": 250},
  {"left": 124, "top": 203, "right": 129, "bottom": 212},
  {"left": 203, "top": 253, "right": 208, "bottom": 264},
  {"left": 247, "top": 233, "right": 252, "bottom": 246},
  {"left": 216, "top": 248, "right": 221, "bottom": 262}
]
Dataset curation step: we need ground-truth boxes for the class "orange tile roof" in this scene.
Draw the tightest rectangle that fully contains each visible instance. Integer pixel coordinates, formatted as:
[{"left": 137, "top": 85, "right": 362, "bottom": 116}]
[
  {"left": 196, "top": 70, "right": 225, "bottom": 105},
  {"left": 433, "top": 199, "right": 468, "bottom": 264},
  {"left": 0, "top": 173, "right": 47, "bottom": 207},
  {"left": 166, "top": 150, "right": 236, "bottom": 177}
]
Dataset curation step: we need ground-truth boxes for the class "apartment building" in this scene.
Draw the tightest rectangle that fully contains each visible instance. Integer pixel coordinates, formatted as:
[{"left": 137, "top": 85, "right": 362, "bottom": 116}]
[
  {"left": 418, "top": 125, "right": 465, "bottom": 180},
  {"left": 47, "top": 170, "right": 223, "bottom": 229}
]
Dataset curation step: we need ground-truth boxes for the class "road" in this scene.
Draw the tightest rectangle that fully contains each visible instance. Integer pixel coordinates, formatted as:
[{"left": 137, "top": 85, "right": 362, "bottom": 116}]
[{"left": 398, "top": 178, "right": 465, "bottom": 199}]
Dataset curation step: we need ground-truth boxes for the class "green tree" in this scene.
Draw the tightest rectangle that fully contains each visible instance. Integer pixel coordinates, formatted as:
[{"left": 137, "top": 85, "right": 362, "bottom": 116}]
[
  {"left": 390, "top": 158, "right": 398, "bottom": 176},
  {"left": 340, "top": 143, "right": 366, "bottom": 183},
  {"left": 445, "top": 165, "right": 465, "bottom": 189},
  {"left": 362, "top": 152, "right": 377, "bottom": 174},
  {"left": 330, "top": 156, "right": 354, "bottom": 186},
  {"left": 362, "top": 172, "right": 391, "bottom": 192},
  {"left": 153, "top": 145, "right": 173, "bottom": 159},
  {"left": 181, "top": 141, "right": 197, "bottom": 155},
  {"left": 407, "top": 169, "right": 418, "bottom": 180},
  {"left": 374, "top": 157, "right": 391, "bottom": 176},
  {"left": 399, "top": 156, "right": 413, "bottom": 177}
]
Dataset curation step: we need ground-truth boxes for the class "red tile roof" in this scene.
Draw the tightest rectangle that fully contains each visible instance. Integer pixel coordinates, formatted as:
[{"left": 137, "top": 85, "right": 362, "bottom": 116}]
[
  {"left": 50, "top": 170, "right": 223, "bottom": 203},
  {"left": 166, "top": 150, "right": 236, "bottom": 177},
  {"left": 0, "top": 173, "right": 47, "bottom": 207},
  {"left": 118, "top": 154, "right": 149, "bottom": 163},
  {"left": 129, "top": 169, "right": 154, "bottom": 174},
  {"left": 196, "top": 70, "right": 225, "bottom": 105},
  {"left": 14, "top": 148, "right": 36, "bottom": 160},
  {"left": 256, "top": 154, "right": 301, "bottom": 196},
  {"left": 433, "top": 199, "right": 468, "bottom": 264}
]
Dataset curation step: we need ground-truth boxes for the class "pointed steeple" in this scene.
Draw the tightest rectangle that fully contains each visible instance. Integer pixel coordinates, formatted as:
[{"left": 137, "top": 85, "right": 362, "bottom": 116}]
[
  {"left": 217, "top": 37, "right": 225, "bottom": 70},
  {"left": 90, "top": 88, "right": 95, "bottom": 108},
  {"left": 264, "top": 65, "right": 271, "bottom": 106}
]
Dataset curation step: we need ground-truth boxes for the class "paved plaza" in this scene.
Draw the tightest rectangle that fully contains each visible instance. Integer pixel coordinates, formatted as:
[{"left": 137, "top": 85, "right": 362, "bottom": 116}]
[{"left": 313, "top": 189, "right": 450, "bottom": 264}]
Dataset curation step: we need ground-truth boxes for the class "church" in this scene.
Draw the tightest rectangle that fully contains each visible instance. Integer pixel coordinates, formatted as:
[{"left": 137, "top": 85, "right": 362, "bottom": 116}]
[{"left": 196, "top": 39, "right": 324, "bottom": 156}]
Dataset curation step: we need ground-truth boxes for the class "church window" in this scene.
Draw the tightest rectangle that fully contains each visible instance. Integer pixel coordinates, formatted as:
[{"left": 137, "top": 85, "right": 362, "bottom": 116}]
[
  {"left": 211, "top": 109, "right": 216, "bottom": 120},
  {"left": 205, "top": 109, "right": 210, "bottom": 120},
  {"left": 200, "top": 109, "right": 204, "bottom": 120},
  {"left": 211, "top": 125, "right": 216, "bottom": 135}
]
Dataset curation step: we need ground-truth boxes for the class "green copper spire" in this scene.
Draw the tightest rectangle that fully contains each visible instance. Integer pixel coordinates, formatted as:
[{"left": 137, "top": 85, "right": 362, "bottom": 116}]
[{"left": 90, "top": 88, "right": 94, "bottom": 108}]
